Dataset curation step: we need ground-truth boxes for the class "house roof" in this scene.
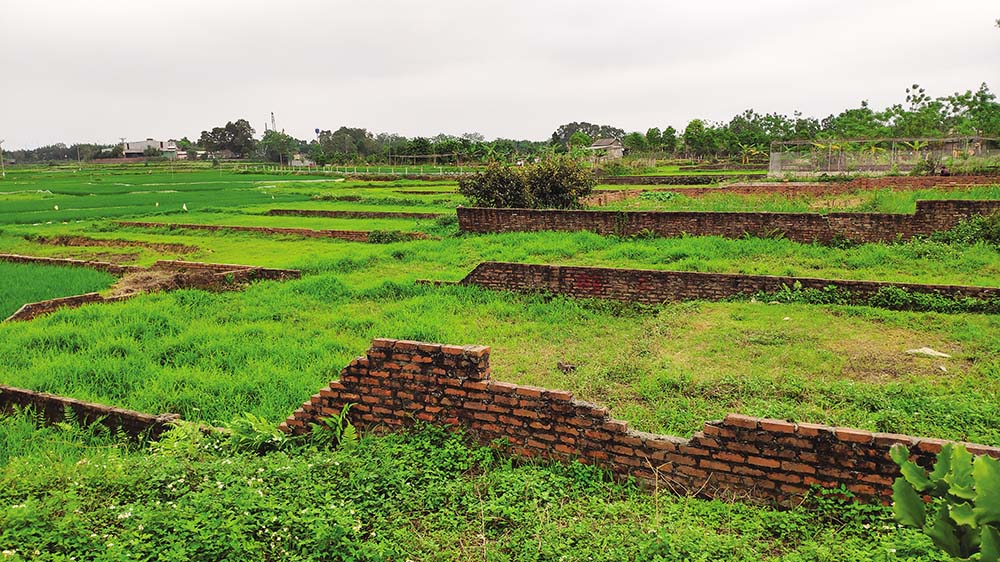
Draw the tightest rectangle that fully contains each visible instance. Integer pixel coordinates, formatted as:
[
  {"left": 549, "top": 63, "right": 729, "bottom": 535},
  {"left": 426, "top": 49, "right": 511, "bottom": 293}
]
[{"left": 589, "top": 138, "right": 622, "bottom": 148}]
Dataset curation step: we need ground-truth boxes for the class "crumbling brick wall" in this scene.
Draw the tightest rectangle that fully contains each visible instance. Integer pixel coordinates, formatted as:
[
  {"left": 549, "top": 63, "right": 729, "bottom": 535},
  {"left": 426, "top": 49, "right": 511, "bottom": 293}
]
[{"left": 283, "top": 339, "right": 1000, "bottom": 505}]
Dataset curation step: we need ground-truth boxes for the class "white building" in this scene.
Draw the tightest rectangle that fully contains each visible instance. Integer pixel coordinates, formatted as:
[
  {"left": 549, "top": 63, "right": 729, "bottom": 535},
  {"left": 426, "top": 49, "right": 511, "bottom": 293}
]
[{"left": 123, "top": 138, "right": 178, "bottom": 159}]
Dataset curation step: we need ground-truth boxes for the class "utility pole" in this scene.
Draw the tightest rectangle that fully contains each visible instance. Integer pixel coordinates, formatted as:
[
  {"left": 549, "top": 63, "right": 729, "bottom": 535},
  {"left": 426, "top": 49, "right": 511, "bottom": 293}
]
[{"left": 0, "top": 139, "right": 6, "bottom": 178}]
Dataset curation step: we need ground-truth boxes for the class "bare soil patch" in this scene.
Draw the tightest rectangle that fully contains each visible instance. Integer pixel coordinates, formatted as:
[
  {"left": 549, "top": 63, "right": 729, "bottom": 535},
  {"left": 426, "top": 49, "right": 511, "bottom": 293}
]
[{"left": 26, "top": 235, "right": 199, "bottom": 254}]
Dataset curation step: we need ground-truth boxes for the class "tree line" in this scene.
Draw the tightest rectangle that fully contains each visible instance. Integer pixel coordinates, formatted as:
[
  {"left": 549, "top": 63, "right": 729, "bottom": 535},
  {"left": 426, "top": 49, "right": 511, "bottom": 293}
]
[{"left": 6, "top": 83, "right": 997, "bottom": 164}]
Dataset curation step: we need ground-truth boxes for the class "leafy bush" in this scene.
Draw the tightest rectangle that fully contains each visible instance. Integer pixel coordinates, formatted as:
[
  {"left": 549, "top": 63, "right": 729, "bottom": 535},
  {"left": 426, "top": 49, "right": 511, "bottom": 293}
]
[
  {"left": 931, "top": 212, "right": 1000, "bottom": 246},
  {"left": 458, "top": 155, "right": 595, "bottom": 209},
  {"left": 891, "top": 443, "right": 1000, "bottom": 561},
  {"left": 457, "top": 161, "right": 532, "bottom": 208}
]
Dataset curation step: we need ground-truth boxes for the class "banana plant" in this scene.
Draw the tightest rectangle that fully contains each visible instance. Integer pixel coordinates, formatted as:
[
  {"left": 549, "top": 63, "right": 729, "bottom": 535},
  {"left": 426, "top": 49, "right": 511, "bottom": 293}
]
[{"left": 891, "top": 443, "right": 1000, "bottom": 561}]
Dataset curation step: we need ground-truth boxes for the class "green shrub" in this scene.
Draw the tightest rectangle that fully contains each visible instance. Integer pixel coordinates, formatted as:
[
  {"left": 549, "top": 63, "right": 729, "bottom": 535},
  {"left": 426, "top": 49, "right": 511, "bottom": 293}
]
[
  {"left": 458, "top": 155, "right": 595, "bottom": 209},
  {"left": 891, "top": 443, "right": 1000, "bottom": 561},
  {"left": 457, "top": 161, "right": 531, "bottom": 208}
]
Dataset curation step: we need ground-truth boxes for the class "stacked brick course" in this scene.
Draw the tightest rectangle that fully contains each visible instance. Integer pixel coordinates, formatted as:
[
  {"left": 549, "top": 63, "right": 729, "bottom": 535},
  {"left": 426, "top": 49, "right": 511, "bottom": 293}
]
[
  {"left": 451, "top": 262, "right": 1000, "bottom": 308},
  {"left": 457, "top": 200, "right": 1000, "bottom": 244},
  {"left": 283, "top": 339, "right": 1000, "bottom": 505},
  {"left": 584, "top": 176, "right": 1000, "bottom": 207},
  {"left": 114, "top": 221, "right": 429, "bottom": 242},
  {"left": 266, "top": 209, "right": 444, "bottom": 219},
  {"left": 0, "top": 384, "right": 179, "bottom": 438}
]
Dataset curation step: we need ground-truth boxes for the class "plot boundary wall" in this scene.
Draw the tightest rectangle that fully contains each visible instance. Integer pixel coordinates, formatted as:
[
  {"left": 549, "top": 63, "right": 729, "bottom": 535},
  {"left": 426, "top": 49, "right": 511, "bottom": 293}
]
[
  {"left": 282, "top": 338, "right": 1000, "bottom": 505},
  {"left": 441, "top": 261, "right": 1000, "bottom": 309},
  {"left": 0, "top": 384, "right": 179, "bottom": 438},
  {"left": 457, "top": 200, "right": 1000, "bottom": 244},
  {"left": 114, "top": 221, "right": 430, "bottom": 242}
]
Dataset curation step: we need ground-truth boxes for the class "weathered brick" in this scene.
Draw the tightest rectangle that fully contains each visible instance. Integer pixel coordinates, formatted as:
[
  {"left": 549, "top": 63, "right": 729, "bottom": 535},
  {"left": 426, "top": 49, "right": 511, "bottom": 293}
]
[
  {"left": 724, "top": 414, "right": 759, "bottom": 430},
  {"left": 835, "top": 428, "right": 874, "bottom": 444},
  {"left": 759, "top": 418, "right": 796, "bottom": 434}
]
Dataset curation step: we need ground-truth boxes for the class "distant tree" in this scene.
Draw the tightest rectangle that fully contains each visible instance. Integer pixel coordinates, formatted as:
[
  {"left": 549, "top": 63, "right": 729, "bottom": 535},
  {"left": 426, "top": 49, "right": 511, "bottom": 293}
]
[
  {"left": 550, "top": 122, "right": 625, "bottom": 148},
  {"left": 623, "top": 131, "right": 648, "bottom": 152},
  {"left": 661, "top": 126, "right": 678, "bottom": 153},
  {"left": 569, "top": 131, "right": 593, "bottom": 149},
  {"left": 645, "top": 128, "right": 662, "bottom": 149},
  {"left": 683, "top": 119, "right": 721, "bottom": 158},
  {"left": 259, "top": 130, "right": 298, "bottom": 163},
  {"left": 143, "top": 146, "right": 163, "bottom": 157},
  {"left": 198, "top": 119, "right": 256, "bottom": 157}
]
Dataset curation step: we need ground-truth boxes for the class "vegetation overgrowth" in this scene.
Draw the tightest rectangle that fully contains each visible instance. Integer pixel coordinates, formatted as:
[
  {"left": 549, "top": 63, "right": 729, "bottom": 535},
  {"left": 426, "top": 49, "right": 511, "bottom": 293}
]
[
  {"left": 606, "top": 185, "right": 1000, "bottom": 214},
  {"left": 0, "top": 413, "right": 951, "bottom": 561},
  {"left": 2, "top": 164, "right": 1000, "bottom": 557},
  {"left": 0, "top": 262, "right": 116, "bottom": 318}
]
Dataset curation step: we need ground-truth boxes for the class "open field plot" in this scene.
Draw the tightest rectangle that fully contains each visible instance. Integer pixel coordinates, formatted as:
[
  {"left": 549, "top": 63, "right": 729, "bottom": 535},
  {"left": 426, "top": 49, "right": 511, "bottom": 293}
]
[
  {"left": 1, "top": 165, "right": 998, "bottom": 559},
  {"left": 0, "top": 261, "right": 117, "bottom": 318},
  {"left": 601, "top": 184, "right": 1000, "bottom": 213}
]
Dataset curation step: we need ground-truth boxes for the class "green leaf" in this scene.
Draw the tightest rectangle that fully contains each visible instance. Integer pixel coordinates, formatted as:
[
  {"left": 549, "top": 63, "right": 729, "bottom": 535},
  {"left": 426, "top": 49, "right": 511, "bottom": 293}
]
[
  {"left": 982, "top": 526, "right": 1000, "bottom": 562},
  {"left": 946, "top": 445, "right": 976, "bottom": 500},
  {"left": 893, "top": 477, "right": 926, "bottom": 528},
  {"left": 929, "top": 443, "right": 954, "bottom": 482},
  {"left": 949, "top": 502, "right": 977, "bottom": 527},
  {"left": 924, "top": 505, "right": 962, "bottom": 557},
  {"left": 900, "top": 460, "right": 934, "bottom": 493},
  {"left": 974, "top": 455, "right": 1000, "bottom": 526},
  {"left": 890, "top": 444, "right": 911, "bottom": 466}
]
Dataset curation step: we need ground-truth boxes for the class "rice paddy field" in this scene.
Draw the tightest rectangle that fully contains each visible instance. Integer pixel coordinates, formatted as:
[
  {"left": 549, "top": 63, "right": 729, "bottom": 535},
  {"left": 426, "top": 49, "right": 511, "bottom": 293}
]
[{"left": 1, "top": 162, "right": 998, "bottom": 560}]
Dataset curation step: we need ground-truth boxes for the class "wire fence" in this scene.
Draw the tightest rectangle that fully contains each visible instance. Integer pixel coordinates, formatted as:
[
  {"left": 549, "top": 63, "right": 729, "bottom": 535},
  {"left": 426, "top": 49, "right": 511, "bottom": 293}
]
[{"left": 768, "top": 136, "right": 1000, "bottom": 177}]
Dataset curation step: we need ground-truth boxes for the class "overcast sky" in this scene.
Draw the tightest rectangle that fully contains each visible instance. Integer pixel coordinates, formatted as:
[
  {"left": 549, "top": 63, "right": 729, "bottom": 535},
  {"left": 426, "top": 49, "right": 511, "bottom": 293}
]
[{"left": 2, "top": 0, "right": 998, "bottom": 149}]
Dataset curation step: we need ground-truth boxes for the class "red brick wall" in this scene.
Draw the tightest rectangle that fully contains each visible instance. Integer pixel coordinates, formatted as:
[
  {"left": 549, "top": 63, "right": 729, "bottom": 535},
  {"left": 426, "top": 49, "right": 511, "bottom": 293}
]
[
  {"left": 457, "top": 200, "right": 1000, "bottom": 244},
  {"left": 281, "top": 339, "right": 1000, "bottom": 505},
  {"left": 453, "top": 262, "right": 1000, "bottom": 308},
  {"left": 0, "top": 384, "right": 179, "bottom": 438},
  {"left": 114, "top": 222, "right": 429, "bottom": 242},
  {"left": 584, "top": 176, "right": 1000, "bottom": 207},
  {"left": 267, "top": 209, "right": 444, "bottom": 220}
]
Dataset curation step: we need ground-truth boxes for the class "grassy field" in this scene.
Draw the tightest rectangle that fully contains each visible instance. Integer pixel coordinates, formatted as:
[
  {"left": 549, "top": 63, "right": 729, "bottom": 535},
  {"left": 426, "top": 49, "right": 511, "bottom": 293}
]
[
  {"left": 0, "top": 262, "right": 117, "bottom": 318},
  {"left": 601, "top": 185, "right": 1000, "bottom": 213},
  {"left": 1, "top": 163, "right": 998, "bottom": 559}
]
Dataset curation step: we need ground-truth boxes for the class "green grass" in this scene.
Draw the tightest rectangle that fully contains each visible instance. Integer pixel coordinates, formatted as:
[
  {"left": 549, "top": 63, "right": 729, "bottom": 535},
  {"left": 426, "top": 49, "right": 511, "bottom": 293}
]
[
  {"left": 1, "top": 165, "right": 998, "bottom": 559},
  {"left": 0, "top": 415, "right": 947, "bottom": 561},
  {"left": 0, "top": 262, "right": 117, "bottom": 318},
  {"left": 602, "top": 185, "right": 1000, "bottom": 213}
]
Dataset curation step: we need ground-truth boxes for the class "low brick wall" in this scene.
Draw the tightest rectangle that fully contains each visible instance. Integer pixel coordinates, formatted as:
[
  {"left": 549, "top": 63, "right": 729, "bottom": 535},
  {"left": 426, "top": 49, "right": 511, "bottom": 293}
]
[
  {"left": 0, "top": 254, "right": 142, "bottom": 275},
  {"left": 599, "top": 175, "right": 759, "bottom": 186},
  {"left": 457, "top": 199, "right": 1000, "bottom": 244},
  {"left": 449, "top": 262, "right": 1000, "bottom": 309},
  {"left": 282, "top": 339, "right": 1000, "bottom": 505},
  {"left": 3, "top": 257, "right": 301, "bottom": 321},
  {"left": 266, "top": 209, "right": 445, "bottom": 220},
  {"left": 114, "top": 221, "right": 428, "bottom": 242},
  {"left": 5, "top": 293, "right": 107, "bottom": 321},
  {"left": 585, "top": 175, "right": 1000, "bottom": 207},
  {"left": 0, "top": 384, "right": 179, "bottom": 438}
]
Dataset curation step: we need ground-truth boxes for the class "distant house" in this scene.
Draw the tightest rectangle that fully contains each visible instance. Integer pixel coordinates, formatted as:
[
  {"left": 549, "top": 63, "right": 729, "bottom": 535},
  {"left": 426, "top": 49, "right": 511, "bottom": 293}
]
[
  {"left": 123, "top": 138, "right": 178, "bottom": 159},
  {"left": 289, "top": 154, "right": 315, "bottom": 167},
  {"left": 587, "top": 138, "right": 625, "bottom": 159}
]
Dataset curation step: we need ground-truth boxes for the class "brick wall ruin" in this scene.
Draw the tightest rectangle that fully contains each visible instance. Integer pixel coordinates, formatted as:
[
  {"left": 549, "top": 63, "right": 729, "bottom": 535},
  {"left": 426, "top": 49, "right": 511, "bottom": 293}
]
[
  {"left": 114, "top": 221, "right": 429, "bottom": 242},
  {"left": 447, "top": 262, "right": 1000, "bottom": 309},
  {"left": 0, "top": 384, "right": 179, "bottom": 438},
  {"left": 282, "top": 339, "right": 1000, "bottom": 505},
  {"left": 266, "top": 209, "right": 444, "bottom": 219},
  {"left": 457, "top": 200, "right": 1000, "bottom": 244}
]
